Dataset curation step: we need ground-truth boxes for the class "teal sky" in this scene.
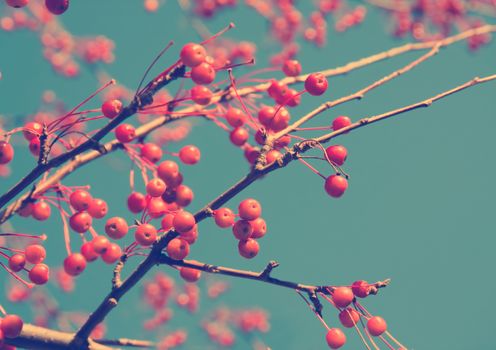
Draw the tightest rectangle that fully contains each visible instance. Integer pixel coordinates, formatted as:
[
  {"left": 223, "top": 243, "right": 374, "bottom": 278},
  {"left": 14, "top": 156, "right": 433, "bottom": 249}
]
[{"left": 1, "top": 1, "right": 495, "bottom": 349}]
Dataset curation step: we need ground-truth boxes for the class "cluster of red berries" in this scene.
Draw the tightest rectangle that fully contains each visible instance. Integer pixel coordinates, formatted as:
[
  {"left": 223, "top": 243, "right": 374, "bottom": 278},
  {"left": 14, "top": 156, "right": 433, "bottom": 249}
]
[
  {"left": 191, "top": 0, "right": 236, "bottom": 18},
  {"left": 7, "top": 243, "right": 49, "bottom": 286},
  {"left": 203, "top": 307, "right": 270, "bottom": 348},
  {"left": 5, "top": 0, "right": 69, "bottom": 15},
  {"left": 179, "top": 42, "right": 218, "bottom": 106},
  {"left": 324, "top": 281, "right": 392, "bottom": 349},
  {"left": 142, "top": 271, "right": 198, "bottom": 332},
  {"left": 0, "top": 120, "right": 46, "bottom": 166},
  {"left": 175, "top": 283, "right": 200, "bottom": 313},
  {"left": 2, "top": 3, "right": 115, "bottom": 77},
  {"left": 0, "top": 314, "right": 23, "bottom": 346},
  {"left": 213, "top": 198, "right": 265, "bottom": 259}
]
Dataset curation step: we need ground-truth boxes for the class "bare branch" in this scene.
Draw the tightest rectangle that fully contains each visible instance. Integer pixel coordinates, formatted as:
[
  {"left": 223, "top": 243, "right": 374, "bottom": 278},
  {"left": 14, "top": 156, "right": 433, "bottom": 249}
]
[{"left": 5, "top": 324, "right": 114, "bottom": 350}]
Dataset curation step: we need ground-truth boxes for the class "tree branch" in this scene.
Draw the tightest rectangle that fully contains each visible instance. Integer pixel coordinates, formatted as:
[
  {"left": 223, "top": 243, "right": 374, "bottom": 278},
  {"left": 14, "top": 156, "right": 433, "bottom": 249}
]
[
  {"left": 5, "top": 323, "right": 114, "bottom": 350},
  {"left": 0, "top": 25, "right": 493, "bottom": 225},
  {"left": 70, "top": 72, "right": 495, "bottom": 347},
  {"left": 0, "top": 63, "right": 186, "bottom": 212}
]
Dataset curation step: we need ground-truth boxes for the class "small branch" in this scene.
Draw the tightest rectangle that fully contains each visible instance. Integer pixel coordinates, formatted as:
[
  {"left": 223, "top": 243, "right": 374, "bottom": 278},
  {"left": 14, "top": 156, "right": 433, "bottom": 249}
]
[
  {"left": 5, "top": 324, "right": 114, "bottom": 350},
  {"left": 259, "top": 260, "right": 280, "bottom": 279},
  {"left": 112, "top": 254, "right": 128, "bottom": 289},
  {"left": 1, "top": 25, "right": 494, "bottom": 225},
  {"left": 261, "top": 74, "right": 496, "bottom": 172},
  {"left": 0, "top": 64, "right": 185, "bottom": 212},
  {"left": 268, "top": 42, "right": 442, "bottom": 143},
  {"left": 96, "top": 338, "right": 155, "bottom": 348},
  {"left": 37, "top": 124, "right": 50, "bottom": 165}
]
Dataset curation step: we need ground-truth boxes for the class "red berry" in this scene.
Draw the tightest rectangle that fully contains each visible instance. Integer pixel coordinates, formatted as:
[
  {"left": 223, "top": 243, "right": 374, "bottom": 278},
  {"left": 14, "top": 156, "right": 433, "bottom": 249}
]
[
  {"left": 0, "top": 142, "right": 14, "bottom": 165},
  {"left": 267, "top": 80, "right": 288, "bottom": 100},
  {"left": 269, "top": 108, "right": 290, "bottom": 132},
  {"left": 105, "top": 216, "right": 129, "bottom": 239},
  {"left": 324, "top": 175, "right": 348, "bottom": 198},
  {"left": 127, "top": 192, "right": 147, "bottom": 213},
  {"left": 244, "top": 146, "right": 260, "bottom": 165},
  {"left": 161, "top": 214, "right": 175, "bottom": 231},
  {"left": 332, "top": 287, "right": 354, "bottom": 308},
  {"left": 325, "top": 145, "right": 348, "bottom": 166},
  {"left": 229, "top": 127, "right": 249, "bottom": 146},
  {"left": 8, "top": 254, "right": 25, "bottom": 272},
  {"left": 351, "top": 280, "right": 370, "bottom": 298},
  {"left": 367, "top": 316, "right": 387, "bottom": 336},
  {"left": 91, "top": 235, "right": 110, "bottom": 255},
  {"left": 282, "top": 59, "right": 302, "bottom": 77},
  {"left": 157, "top": 160, "right": 180, "bottom": 183},
  {"left": 258, "top": 106, "right": 276, "bottom": 127},
  {"left": 191, "top": 62, "right": 216, "bottom": 85},
  {"left": 32, "top": 201, "right": 51, "bottom": 221},
  {"left": 5, "top": 0, "right": 29, "bottom": 8},
  {"left": 225, "top": 107, "right": 246, "bottom": 127},
  {"left": 250, "top": 218, "right": 267, "bottom": 239},
  {"left": 29, "top": 263, "right": 49, "bottom": 285},
  {"left": 24, "top": 244, "right": 46, "bottom": 264},
  {"left": 191, "top": 85, "right": 213, "bottom": 105},
  {"left": 63, "top": 253, "right": 86, "bottom": 276},
  {"left": 166, "top": 238, "right": 190, "bottom": 260},
  {"left": 134, "top": 223, "right": 157, "bottom": 246},
  {"left": 146, "top": 178, "right": 166, "bottom": 197},
  {"left": 180, "top": 225, "right": 198, "bottom": 244},
  {"left": 23, "top": 122, "right": 43, "bottom": 141},
  {"left": 69, "top": 189, "right": 93, "bottom": 211},
  {"left": 277, "top": 88, "right": 300, "bottom": 107},
  {"left": 266, "top": 150, "right": 282, "bottom": 165},
  {"left": 147, "top": 197, "right": 167, "bottom": 218},
  {"left": 339, "top": 308, "right": 360, "bottom": 328},
  {"left": 238, "top": 198, "right": 261, "bottom": 220},
  {"left": 80, "top": 242, "right": 98, "bottom": 262},
  {"left": 304, "top": 72, "right": 328, "bottom": 96},
  {"left": 325, "top": 328, "right": 346, "bottom": 349},
  {"left": 115, "top": 124, "right": 136, "bottom": 143},
  {"left": 88, "top": 198, "right": 108, "bottom": 219},
  {"left": 101, "top": 99, "right": 122, "bottom": 119},
  {"left": 140, "top": 143, "right": 163, "bottom": 163},
  {"left": 0, "top": 314, "right": 23, "bottom": 338},
  {"left": 175, "top": 185, "right": 194, "bottom": 207},
  {"left": 213, "top": 208, "right": 235, "bottom": 228},
  {"left": 45, "top": 0, "right": 69, "bottom": 15},
  {"left": 69, "top": 211, "right": 93, "bottom": 233},
  {"left": 101, "top": 243, "right": 122, "bottom": 264},
  {"left": 179, "top": 145, "right": 201, "bottom": 165},
  {"left": 28, "top": 138, "right": 40, "bottom": 157},
  {"left": 173, "top": 211, "right": 196, "bottom": 233},
  {"left": 332, "top": 116, "right": 352, "bottom": 131},
  {"left": 232, "top": 220, "right": 253, "bottom": 240},
  {"left": 18, "top": 202, "right": 33, "bottom": 217},
  {"left": 180, "top": 43, "right": 207, "bottom": 67},
  {"left": 238, "top": 238, "right": 259, "bottom": 259},
  {"left": 179, "top": 267, "right": 201, "bottom": 282}
]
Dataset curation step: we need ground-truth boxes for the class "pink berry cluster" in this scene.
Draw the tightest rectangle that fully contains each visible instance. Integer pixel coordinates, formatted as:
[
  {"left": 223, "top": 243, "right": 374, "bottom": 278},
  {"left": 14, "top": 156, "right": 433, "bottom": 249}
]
[
  {"left": 0, "top": 232, "right": 49, "bottom": 287},
  {"left": 213, "top": 198, "right": 266, "bottom": 259},
  {"left": 202, "top": 307, "right": 270, "bottom": 347},
  {"left": 315, "top": 281, "right": 403, "bottom": 349},
  {"left": 1, "top": 2, "right": 115, "bottom": 77},
  {"left": 174, "top": 0, "right": 493, "bottom": 55},
  {"left": 139, "top": 271, "right": 269, "bottom": 349}
]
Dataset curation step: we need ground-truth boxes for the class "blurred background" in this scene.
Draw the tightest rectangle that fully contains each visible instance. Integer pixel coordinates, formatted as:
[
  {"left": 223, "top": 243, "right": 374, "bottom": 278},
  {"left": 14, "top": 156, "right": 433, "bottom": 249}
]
[{"left": 0, "top": 1, "right": 495, "bottom": 349}]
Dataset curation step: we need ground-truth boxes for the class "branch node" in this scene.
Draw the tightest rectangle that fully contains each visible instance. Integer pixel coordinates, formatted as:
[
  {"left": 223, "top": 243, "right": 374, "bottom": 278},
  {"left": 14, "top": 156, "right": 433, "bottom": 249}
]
[{"left": 259, "top": 260, "right": 279, "bottom": 279}]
